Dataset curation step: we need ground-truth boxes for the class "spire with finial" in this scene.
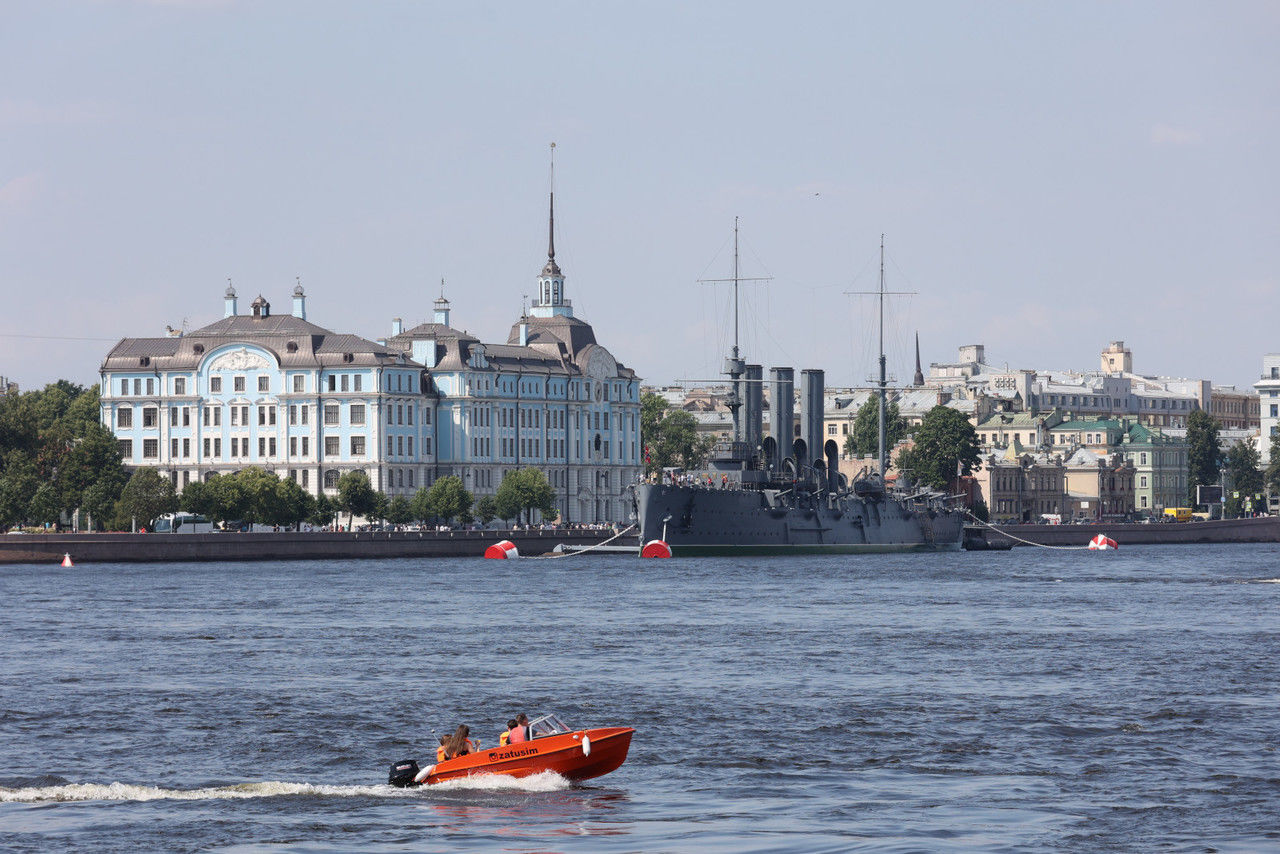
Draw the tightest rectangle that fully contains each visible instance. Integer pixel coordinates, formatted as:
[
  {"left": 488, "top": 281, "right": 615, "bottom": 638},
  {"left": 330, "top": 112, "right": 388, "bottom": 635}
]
[
  {"left": 531, "top": 143, "right": 572, "bottom": 319},
  {"left": 542, "top": 141, "right": 560, "bottom": 277},
  {"left": 913, "top": 332, "right": 925, "bottom": 386}
]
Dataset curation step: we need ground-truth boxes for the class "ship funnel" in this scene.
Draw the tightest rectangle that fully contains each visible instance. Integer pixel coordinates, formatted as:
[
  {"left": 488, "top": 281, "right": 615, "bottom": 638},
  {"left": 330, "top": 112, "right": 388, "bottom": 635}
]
[
  {"left": 745, "top": 364, "right": 763, "bottom": 458},
  {"left": 768, "top": 367, "right": 794, "bottom": 472},
  {"left": 800, "top": 369, "right": 825, "bottom": 478}
]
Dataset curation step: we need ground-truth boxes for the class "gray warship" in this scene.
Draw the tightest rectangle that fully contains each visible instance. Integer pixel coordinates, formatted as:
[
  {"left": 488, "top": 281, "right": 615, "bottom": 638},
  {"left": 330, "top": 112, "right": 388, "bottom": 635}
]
[{"left": 631, "top": 229, "right": 964, "bottom": 555}]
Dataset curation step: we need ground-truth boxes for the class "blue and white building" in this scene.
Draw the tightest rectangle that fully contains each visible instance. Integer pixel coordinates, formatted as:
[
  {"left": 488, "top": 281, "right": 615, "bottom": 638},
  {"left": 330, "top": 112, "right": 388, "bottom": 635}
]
[
  {"left": 100, "top": 192, "right": 641, "bottom": 523},
  {"left": 100, "top": 286, "right": 435, "bottom": 497}
]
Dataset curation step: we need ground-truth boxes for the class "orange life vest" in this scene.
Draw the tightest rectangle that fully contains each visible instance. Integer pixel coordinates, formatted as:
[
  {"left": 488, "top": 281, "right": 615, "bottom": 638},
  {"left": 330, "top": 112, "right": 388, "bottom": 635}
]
[
  {"left": 436, "top": 745, "right": 446, "bottom": 762},
  {"left": 499, "top": 730, "right": 510, "bottom": 746}
]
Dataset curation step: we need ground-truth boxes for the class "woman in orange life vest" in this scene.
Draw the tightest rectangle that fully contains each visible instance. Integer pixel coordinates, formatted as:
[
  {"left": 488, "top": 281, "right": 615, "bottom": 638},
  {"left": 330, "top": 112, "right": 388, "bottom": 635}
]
[
  {"left": 442, "top": 725, "right": 477, "bottom": 760},
  {"left": 498, "top": 719, "right": 517, "bottom": 747},
  {"left": 508, "top": 712, "right": 530, "bottom": 744},
  {"left": 435, "top": 735, "right": 448, "bottom": 762}
]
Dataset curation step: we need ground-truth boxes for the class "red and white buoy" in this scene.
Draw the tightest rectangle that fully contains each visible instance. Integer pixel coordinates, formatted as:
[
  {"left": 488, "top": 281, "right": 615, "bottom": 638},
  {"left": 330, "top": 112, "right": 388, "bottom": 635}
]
[
  {"left": 484, "top": 540, "right": 520, "bottom": 559},
  {"left": 1087, "top": 534, "right": 1119, "bottom": 551},
  {"left": 640, "top": 539, "right": 672, "bottom": 559},
  {"left": 61, "top": 553, "right": 74, "bottom": 567}
]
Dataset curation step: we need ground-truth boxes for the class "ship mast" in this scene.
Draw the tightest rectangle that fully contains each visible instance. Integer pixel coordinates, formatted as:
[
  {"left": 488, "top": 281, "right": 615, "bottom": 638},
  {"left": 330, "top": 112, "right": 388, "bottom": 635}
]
[
  {"left": 877, "top": 234, "right": 888, "bottom": 479},
  {"left": 847, "top": 235, "right": 915, "bottom": 483},
  {"left": 697, "top": 218, "right": 769, "bottom": 447}
]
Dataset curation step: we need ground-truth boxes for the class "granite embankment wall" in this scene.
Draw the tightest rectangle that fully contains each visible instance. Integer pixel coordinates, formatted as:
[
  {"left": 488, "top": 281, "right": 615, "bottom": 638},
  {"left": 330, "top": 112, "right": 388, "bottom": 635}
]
[
  {"left": 991, "top": 515, "right": 1280, "bottom": 547},
  {"left": 0, "top": 530, "right": 635, "bottom": 564}
]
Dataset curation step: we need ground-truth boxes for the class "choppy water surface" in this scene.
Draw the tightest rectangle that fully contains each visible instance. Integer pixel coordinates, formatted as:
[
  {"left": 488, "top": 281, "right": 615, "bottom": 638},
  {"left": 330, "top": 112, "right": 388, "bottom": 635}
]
[{"left": 2, "top": 545, "right": 1278, "bottom": 852}]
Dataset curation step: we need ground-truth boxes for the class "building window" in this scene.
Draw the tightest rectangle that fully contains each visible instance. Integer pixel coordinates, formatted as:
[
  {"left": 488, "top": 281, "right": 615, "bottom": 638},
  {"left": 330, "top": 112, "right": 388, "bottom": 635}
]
[
  {"left": 407, "top": 437, "right": 413, "bottom": 456},
  {"left": 293, "top": 375, "right": 304, "bottom": 393},
  {"left": 324, "top": 469, "right": 340, "bottom": 489},
  {"left": 203, "top": 438, "right": 210, "bottom": 457},
  {"left": 146, "top": 378, "right": 154, "bottom": 395},
  {"left": 351, "top": 436, "right": 366, "bottom": 456},
  {"left": 171, "top": 438, "right": 179, "bottom": 458},
  {"left": 350, "top": 404, "right": 365, "bottom": 426},
  {"left": 230, "top": 407, "right": 239, "bottom": 427},
  {"left": 234, "top": 376, "right": 245, "bottom": 392},
  {"left": 324, "top": 404, "right": 340, "bottom": 426},
  {"left": 174, "top": 377, "right": 186, "bottom": 395},
  {"left": 258, "top": 376, "right": 269, "bottom": 392},
  {"left": 301, "top": 405, "right": 308, "bottom": 425},
  {"left": 302, "top": 437, "right": 309, "bottom": 456},
  {"left": 354, "top": 375, "right": 362, "bottom": 392},
  {"left": 211, "top": 376, "right": 222, "bottom": 393},
  {"left": 425, "top": 437, "right": 432, "bottom": 455},
  {"left": 290, "top": 437, "right": 297, "bottom": 455},
  {"left": 142, "top": 407, "right": 157, "bottom": 428},
  {"left": 289, "top": 406, "right": 297, "bottom": 425},
  {"left": 258, "top": 406, "right": 267, "bottom": 426},
  {"left": 328, "top": 375, "right": 336, "bottom": 392},
  {"left": 341, "top": 375, "right": 349, "bottom": 392},
  {"left": 214, "top": 438, "right": 221, "bottom": 457},
  {"left": 117, "top": 408, "right": 133, "bottom": 429},
  {"left": 325, "top": 436, "right": 339, "bottom": 456},
  {"left": 301, "top": 470, "right": 309, "bottom": 488},
  {"left": 259, "top": 437, "right": 266, "bottom": 457},
  {"left": 143, "top": 439, "right": 158, "bottom": 458}
]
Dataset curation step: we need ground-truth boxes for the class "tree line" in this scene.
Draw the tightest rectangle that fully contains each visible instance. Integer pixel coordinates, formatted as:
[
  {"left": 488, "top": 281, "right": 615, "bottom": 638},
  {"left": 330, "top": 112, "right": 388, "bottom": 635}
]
[{"left": 0, "top": 381, "right": 558, "bottom": 531}]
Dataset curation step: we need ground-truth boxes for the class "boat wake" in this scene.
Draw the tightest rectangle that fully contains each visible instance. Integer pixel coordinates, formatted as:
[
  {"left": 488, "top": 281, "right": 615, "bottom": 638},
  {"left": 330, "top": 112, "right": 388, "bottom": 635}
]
[{"left": 0, "top": 771, "right": 570, "bottom": 804}]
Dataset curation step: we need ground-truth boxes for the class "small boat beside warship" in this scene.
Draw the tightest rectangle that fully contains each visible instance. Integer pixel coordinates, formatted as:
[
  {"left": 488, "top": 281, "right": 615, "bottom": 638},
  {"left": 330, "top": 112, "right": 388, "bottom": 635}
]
[{"left": 631, "top": 227, "right": 965, "bottom": 556}]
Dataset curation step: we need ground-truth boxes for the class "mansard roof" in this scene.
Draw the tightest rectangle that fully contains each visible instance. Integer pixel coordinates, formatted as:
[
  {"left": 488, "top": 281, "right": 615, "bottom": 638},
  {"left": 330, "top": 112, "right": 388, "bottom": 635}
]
[{"left": 102, "top": 314, "right": 419, "bottom": 373}]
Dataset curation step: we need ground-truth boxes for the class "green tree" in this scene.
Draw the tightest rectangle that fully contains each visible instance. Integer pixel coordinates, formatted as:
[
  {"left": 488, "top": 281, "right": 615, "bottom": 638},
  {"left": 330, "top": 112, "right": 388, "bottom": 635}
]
[
  {"left": 203, "top": 473, "right": 249, "bottom": 524},
  {"left": 116, "top": 467, "right": 178, "bottom": 530},
  {"left": 336, "top": 470, "right": 378, "bottom": 528},
  {"left": 649, "top": 409, "right": 713, "bottom": 471},
  {"left": 494, "top": 467, "right": 557, "bottom": 526},
  {"left": 386, "top": 495, "right": 414, "bottom": 525},
  {"left": 0, "top": 451, "right": 39, "bottom": 528},
  {"left": 895, "top": 405, "right": 981, "bottom": 490},
  {"left": 28, "top": 481, "right": 62, "bottom": 526},
  {"left": 1185, "top": 409, "right": 1222, "bottom": 505},
  {"left": 309, "top": 493, "right": 337, "bottom": 527},
  {"left": 475, "top": 495, "right": 498, "bottom": 525},
  {"left": 1223, "top": 438, "right": 1264, "bottom": 517},
  {"left": 423, "top": 475, "right": 472, "bottom": 526},
  {"left": 844, "top": 396, "right": 908, "bottom": 457},
  {"left": 81, "top": 479, "right": 123, "bottom": 531},
  {"left": 59, "top": 423, "right": 126, "bottom": 517},
  {"left": 1267, "top": 434, "right": 1280, "bottom": 498},
  {"left": 273, "top": 477, "right": 314, "bottom": 528},
  {"left": 970, "top": 499, "right": 990, "bottom": 522},
  {"left": 640, "top": 392, "right": 669, "bottom": 475}
]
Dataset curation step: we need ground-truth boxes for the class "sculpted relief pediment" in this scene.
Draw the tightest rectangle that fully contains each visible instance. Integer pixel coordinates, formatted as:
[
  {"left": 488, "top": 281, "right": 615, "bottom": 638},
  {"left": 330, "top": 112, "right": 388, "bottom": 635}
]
[
  {"left": 585, "top": 347, "right": 617, "bottom": 380},
  {"left": 208, "top": 347, "right": 272, "bottom": 372}
]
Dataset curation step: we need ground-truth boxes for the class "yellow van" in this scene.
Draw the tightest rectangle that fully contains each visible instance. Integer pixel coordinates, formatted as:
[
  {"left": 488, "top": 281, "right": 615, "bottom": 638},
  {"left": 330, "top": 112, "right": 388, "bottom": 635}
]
[{"left": 1163, "top": 507, "right": 1193, "bottom": 522}]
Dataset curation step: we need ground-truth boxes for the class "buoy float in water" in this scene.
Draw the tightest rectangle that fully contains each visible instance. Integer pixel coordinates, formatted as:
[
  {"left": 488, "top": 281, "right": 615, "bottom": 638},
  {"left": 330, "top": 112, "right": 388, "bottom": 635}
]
[
  {"left": 641, "top": 539, "right": 672, "bottom": 558},
  {"left": 484, "top": 540, "right": 519, "bottom": 559},
  {"left": 61, "top": 553, "right": 74, "bottom": 567},
  {"left": 1087, "top": 534, "right": 1119, "bottom": 551}
]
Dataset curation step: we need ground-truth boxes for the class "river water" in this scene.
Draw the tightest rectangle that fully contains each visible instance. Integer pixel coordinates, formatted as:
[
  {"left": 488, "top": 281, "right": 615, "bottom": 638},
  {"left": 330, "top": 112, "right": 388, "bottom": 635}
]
[{"left": 2, "top": 545, "right": 1278, "bottom": 852}]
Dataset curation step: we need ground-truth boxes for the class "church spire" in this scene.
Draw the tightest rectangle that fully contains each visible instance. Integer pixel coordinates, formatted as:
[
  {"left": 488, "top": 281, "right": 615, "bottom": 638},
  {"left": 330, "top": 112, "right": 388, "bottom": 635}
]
[
  {"left": 532, "top": 143, "right": 572, "bottom": 319},
  {"left": 542, "top": 142, "right": 561, "bottom": 277},
  {"left": 913, "top": 332, "right": 925, "bottom": 386}
]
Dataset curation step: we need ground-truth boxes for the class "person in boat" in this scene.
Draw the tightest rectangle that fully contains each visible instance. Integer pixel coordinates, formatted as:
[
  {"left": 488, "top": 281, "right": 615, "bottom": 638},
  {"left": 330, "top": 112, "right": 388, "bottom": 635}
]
[
  {"left": 499, "top": 719, "right": 517, "bottom": 746},
  {"left": 508, "top": 713, "right": 529, "bottom": 743},
  {"left": 442, "top": 725, "right": 477, "bottom": 760},
  {"left": 436, "top": 735, "right": 447, "bottom": 763}
]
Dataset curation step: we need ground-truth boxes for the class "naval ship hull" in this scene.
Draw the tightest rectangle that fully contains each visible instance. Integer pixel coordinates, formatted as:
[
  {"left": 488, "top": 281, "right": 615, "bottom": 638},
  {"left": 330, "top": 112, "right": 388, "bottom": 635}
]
[{"left": 633, "top": 483, "right": 965, "bottom": 556}]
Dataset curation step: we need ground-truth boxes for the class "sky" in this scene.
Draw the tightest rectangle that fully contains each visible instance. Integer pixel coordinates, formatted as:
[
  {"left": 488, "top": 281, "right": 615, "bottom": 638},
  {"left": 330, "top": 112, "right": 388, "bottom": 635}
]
[{"left": 3, "top": 1, "right": 1277, "bottom": 394}]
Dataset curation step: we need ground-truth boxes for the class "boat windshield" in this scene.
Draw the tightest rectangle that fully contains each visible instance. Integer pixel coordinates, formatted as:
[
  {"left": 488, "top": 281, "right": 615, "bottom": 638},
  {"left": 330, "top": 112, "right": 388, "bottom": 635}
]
[{"left": 527, "top": 713, "right": 572, "bottom": 738}]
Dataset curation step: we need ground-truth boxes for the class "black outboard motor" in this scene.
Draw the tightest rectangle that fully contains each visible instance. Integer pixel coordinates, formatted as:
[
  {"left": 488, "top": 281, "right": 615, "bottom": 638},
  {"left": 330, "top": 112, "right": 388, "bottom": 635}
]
[{"left": 388, "top": 758, "right": 421, "bottom": 788}]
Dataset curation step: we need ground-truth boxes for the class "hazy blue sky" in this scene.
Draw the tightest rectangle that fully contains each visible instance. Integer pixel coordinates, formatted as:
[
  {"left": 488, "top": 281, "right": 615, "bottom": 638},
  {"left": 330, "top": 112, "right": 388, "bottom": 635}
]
[{"left": 3, "top": 1, "right": 1277, "bottom": 393}]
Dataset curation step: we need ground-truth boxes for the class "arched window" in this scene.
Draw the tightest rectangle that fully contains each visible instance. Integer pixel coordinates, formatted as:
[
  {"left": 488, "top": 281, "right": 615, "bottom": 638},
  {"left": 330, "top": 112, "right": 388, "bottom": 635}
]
[{"left": 324, "top": 469, "right": 340, "bottom": 489}]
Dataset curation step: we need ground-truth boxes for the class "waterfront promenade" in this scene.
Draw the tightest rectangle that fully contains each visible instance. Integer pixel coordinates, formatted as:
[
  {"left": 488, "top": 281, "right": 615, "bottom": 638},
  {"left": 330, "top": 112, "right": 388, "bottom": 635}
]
[{"left": 0, "top": 528, "right": 634, "bottom": 564}]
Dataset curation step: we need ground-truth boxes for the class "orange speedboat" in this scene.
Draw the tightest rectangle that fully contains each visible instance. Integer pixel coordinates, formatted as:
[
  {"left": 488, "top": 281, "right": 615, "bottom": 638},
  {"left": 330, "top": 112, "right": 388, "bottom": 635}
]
[{"left": 388, "top": 713, "right": 634, "bottom": 788}]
